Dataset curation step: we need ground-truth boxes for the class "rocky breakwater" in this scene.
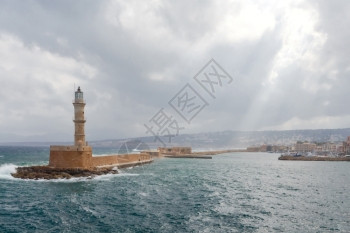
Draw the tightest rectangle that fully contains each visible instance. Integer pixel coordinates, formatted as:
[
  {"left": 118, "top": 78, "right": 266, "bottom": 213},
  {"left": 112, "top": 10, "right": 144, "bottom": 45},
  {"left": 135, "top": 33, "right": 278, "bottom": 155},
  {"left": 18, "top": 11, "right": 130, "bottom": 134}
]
[
  {"left": 162, "top": 149, "right": 246, "bottom": 159},
  {"left": 11, "top": 166, "right": 118, "bottom": 180},
  {"left": 191, "top": 149, "right": 247, "bottom": 156}
]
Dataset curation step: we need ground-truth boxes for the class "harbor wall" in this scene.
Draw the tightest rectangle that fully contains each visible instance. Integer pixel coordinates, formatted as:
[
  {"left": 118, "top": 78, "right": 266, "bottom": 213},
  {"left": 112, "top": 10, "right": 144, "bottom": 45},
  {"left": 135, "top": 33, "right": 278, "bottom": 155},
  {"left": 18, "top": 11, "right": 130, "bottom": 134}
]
[
  {"left": 91, "top": 153, "right": 152, "bottom": 167},
  {"left": 49, "top": 146, "right": 152, "bottom": 169}
]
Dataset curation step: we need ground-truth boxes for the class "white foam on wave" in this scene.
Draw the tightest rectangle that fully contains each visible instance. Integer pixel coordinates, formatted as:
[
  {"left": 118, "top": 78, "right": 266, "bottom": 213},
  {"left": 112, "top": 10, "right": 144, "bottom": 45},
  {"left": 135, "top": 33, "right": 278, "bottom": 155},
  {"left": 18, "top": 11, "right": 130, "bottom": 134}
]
[
  {"left": 0, "top": 155, "right": 4, "bottom": 158},
  {"left": 115, "top": 173, "right": 140, "bottom": 177},
  {"left": 127, "top": 165, "right": 139, "bottom": 169},
  {"left": 93, "top": 173, "right": 139, "bottom": 181},
  {"left": 12, "top": 171, "right": 139, "bottom": 183},
  {"left": 0, "top": 161, "right": 49, "bottom": 180},
  {"left": 0, "top": 163, "right": 17, "bottom": 180},
  {"left": 13, "top": 175, "right": 102, "bottom": 183}
]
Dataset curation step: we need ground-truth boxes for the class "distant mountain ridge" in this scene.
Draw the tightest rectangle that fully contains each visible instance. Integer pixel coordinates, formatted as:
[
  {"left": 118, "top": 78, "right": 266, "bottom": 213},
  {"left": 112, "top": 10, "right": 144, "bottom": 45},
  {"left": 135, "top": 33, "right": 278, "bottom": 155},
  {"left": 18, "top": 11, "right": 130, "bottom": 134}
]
[
  {"left": 133, "top": 128, "right": 350, "bottom": 149},
  {"left": 3, "top": 128, "right": 350, "bottom": 149}
]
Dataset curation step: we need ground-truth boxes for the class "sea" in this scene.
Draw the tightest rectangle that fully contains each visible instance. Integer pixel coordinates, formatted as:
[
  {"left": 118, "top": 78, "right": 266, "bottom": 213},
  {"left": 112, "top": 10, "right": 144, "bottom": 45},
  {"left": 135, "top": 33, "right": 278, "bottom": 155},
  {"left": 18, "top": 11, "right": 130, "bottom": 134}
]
[{"left": 0, "top": 146, "right": 349, "bottom": 233}]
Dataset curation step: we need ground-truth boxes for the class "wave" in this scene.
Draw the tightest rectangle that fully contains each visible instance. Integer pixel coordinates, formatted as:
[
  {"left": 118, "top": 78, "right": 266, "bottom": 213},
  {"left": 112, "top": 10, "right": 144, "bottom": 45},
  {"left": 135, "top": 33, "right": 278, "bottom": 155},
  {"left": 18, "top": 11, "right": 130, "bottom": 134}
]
[
  {"left": 0, "top": 163, "right": 17, "bottom": 180},
  {"left": 19, "top": 172, "right": 140, "bottom": 183},
  {"left": 0, "top": 155, "right": 4, "bottom": 158}
]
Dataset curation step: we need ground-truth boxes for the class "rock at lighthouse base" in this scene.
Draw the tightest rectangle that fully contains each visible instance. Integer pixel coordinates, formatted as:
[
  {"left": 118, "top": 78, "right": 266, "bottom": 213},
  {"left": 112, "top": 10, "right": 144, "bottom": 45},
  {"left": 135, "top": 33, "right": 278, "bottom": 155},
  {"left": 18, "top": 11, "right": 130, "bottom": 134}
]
[{"left": 11, "top": 166, "right": 118, "bottom": 180}]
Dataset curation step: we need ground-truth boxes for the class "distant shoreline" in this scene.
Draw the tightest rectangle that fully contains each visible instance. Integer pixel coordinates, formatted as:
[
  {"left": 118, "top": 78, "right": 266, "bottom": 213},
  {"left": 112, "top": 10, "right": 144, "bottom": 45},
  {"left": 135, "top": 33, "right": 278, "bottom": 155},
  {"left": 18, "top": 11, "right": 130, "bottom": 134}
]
[
  {"left": 278, "top": 155, "right": 350, "bottom": 161},
  {"left": 160, "top": 149, "right": 247, "bottom": 159}
]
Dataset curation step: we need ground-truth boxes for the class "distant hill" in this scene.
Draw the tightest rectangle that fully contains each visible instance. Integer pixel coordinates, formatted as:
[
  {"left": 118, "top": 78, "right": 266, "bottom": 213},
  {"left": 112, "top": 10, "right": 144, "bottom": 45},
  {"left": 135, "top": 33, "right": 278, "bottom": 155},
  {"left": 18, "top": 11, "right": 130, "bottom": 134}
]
[
  {"left": 2, "top": 128, "right": 350, "bottom": 149},
  {"left": 89, "top": 128, "right": 350, "bottom": 149}
]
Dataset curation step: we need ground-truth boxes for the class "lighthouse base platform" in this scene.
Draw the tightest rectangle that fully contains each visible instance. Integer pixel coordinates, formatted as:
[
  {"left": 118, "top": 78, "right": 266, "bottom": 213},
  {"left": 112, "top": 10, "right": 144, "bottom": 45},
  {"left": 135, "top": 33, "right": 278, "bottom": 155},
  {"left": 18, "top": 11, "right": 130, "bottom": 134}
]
[{"left": 48, "top": 145, "right": 153, "bottom": 169}]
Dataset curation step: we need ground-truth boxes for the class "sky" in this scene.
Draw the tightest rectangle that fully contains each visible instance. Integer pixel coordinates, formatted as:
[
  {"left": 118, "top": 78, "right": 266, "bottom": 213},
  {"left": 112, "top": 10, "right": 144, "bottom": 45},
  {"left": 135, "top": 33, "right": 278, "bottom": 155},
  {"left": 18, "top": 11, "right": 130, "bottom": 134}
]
[{"left": 0, "top": 0, "right": 349, "bottom": 142}]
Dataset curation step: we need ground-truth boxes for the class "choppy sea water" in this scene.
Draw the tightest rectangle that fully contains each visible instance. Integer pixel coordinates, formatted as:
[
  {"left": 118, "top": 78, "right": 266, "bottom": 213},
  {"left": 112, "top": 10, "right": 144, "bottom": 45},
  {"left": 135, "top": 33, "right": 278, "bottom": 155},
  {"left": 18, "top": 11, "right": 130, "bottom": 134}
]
[{"left": 0, "top": 146, "right": 349, "bottom": 233}]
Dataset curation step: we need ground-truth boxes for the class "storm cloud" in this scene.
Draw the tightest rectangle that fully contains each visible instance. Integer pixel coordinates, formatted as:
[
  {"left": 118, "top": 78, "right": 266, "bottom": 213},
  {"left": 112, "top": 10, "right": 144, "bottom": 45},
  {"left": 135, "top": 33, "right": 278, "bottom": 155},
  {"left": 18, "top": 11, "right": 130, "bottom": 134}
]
[{"left": 0, "top": 0, "right": 349, "bottom": 142}]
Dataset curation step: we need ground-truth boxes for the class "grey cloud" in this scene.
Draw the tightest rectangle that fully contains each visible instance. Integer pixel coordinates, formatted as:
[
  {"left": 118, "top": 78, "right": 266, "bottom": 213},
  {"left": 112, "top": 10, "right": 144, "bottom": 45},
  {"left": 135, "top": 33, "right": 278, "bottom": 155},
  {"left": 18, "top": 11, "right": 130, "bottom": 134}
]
[{"left": 0, "top": 0, "right": 349, "bottom": 142}]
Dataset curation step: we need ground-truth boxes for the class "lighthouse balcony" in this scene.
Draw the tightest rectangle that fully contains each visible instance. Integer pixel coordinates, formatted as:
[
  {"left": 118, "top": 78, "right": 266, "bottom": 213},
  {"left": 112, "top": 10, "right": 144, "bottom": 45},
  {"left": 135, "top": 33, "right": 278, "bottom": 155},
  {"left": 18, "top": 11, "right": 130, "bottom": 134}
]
[
  {"left": 50, "top": 145, "right": 92, "bottom": 152},
  {"left": 73, "top": 120, "right": 86, "bottom": 124},
  {"left": 73, "top": 118, "right": 86, "bottom": 123},
  {"left": 72, "top": 99, "right": 85, "bottom": 104}
]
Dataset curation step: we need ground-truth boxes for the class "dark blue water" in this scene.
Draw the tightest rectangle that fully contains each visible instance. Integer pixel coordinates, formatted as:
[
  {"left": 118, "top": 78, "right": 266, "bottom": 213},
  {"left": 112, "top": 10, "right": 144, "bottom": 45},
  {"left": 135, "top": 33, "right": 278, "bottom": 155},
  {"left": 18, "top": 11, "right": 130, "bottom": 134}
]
[{"left": 0, "top": 146, "right": 349, "bottom": 232}]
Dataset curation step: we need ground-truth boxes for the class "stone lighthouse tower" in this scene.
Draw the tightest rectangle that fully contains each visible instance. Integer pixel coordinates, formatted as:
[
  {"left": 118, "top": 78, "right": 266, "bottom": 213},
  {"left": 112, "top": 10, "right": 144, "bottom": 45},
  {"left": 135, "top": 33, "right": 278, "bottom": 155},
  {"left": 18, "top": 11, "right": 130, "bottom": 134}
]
[
  {"left": 48, "top": 86, "right": 152, "bottom": 169},
  {"left": 49, "top": 86, "right": 92, "bottom": 168},
  {"left": 73, "top": 86, "right": 86, "bottom": 148}
]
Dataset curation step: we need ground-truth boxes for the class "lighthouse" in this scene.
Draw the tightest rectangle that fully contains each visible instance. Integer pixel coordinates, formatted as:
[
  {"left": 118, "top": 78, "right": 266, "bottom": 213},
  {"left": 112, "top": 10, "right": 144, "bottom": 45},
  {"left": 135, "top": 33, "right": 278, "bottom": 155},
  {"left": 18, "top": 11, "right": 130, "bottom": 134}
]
[
  {"left": 48, "top": 86, "right": 152, "bottom": 169},
  {"left": 49, "top": 86, "right": 92, "bottom": 168},
  {"left": 73, "top": 87, "right": 86, "bottom": 148}
]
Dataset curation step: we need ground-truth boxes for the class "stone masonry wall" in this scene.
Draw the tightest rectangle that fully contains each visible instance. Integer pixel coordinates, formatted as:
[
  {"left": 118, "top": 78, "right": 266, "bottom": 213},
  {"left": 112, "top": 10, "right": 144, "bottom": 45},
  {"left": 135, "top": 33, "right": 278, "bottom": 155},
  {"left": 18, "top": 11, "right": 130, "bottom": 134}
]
[
  {"left": 49, "top": 145, "right": 152, "bottom": 169},
  {"left": 49, "top": 146, "right": 92, "bottom": 169},
  {"left": 91, "top": 153, "right": 152, "bottom": 167}
]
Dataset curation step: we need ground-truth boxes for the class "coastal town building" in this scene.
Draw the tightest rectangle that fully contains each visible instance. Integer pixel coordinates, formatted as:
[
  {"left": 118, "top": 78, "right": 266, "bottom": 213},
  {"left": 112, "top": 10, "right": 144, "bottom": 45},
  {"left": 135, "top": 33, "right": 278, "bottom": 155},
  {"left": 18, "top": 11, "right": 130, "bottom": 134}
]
[
  {"left": 342, "top": 136, "right": 350, "bottom": 155},
  {"left": 314, "top": 142, "right": 338, "bottom": 153},
  {"left": 246, "top": 144, "right": 289, "bottom": 153},
  {"left": 294, "top": 142, "right": 316, "bottom": 153}
]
